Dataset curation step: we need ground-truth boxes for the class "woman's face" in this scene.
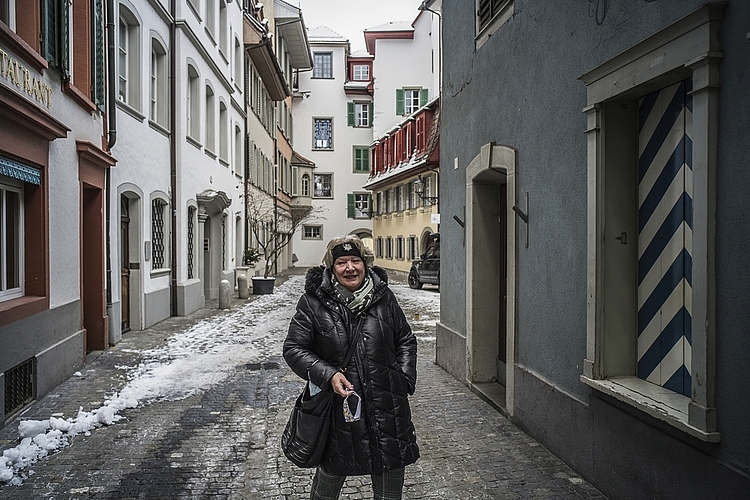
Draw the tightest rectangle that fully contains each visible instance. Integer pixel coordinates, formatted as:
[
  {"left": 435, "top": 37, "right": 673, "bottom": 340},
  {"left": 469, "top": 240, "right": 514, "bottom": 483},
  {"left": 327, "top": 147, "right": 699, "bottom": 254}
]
[{"left": 332, "top": 255, "right": 366, "bottom": 291}]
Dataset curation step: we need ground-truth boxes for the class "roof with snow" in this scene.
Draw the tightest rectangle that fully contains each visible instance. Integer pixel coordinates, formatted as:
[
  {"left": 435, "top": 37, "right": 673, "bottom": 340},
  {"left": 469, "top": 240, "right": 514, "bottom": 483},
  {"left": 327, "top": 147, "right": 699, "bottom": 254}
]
[
  {"left": 364, "top": 21, "right": 414, "bottom": 33},
  {"left": 307, "top": 25, "right": 348, "bottom": 44},
  {"left": 350, "top": 49, "right": 373, "bottom": 59}
]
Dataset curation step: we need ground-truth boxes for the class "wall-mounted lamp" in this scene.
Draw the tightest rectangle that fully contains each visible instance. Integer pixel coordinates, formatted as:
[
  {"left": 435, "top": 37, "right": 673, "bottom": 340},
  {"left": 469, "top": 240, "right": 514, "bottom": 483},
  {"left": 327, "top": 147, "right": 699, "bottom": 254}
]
[{"left": 414, "top": 174, "right": 438, "bottom": 205}]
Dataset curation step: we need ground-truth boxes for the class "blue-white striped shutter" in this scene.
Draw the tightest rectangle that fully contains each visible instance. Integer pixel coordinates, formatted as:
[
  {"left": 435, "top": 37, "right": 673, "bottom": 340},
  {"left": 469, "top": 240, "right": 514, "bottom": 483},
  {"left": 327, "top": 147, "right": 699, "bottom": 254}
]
[{"left": 637, "top": 79, "right": 693, "bottom": 397}]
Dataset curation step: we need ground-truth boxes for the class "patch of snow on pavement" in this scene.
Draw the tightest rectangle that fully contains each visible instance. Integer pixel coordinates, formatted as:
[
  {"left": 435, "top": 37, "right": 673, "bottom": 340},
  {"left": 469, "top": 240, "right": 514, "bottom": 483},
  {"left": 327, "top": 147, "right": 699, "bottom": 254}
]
[
  {"left": 391, "top": 284, "right": 440, "bottom": 339},
  {"left": 0, "top": 276, "right": 305, "bottom": 485}
]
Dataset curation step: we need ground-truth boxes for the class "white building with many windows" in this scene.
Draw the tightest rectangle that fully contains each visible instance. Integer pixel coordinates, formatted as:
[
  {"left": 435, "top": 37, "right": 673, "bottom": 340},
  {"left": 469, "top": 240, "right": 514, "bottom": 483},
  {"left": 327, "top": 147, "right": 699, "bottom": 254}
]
[
  {"left": 365, "top": 9, "right": 440, "bottom": 139},
  {"left": 110, "top": 0, "right": 247, "bottom": 337},
  {"left": 291, "top": 26, "right": 374, "bottom": 266}
]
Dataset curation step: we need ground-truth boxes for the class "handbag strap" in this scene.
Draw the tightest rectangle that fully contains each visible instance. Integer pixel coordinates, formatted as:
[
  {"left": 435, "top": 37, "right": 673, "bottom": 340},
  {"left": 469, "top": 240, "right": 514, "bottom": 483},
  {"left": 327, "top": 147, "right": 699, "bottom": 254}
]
[{"left": 338, "top": 315, "right": 364, "bottom": 373}]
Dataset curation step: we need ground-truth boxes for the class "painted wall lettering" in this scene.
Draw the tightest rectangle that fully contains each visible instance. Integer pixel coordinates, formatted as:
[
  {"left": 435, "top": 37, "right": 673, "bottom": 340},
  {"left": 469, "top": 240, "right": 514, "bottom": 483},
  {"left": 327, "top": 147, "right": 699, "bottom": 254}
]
[{"left": 0, "top": 48, "right": 53, "bottom": 108}]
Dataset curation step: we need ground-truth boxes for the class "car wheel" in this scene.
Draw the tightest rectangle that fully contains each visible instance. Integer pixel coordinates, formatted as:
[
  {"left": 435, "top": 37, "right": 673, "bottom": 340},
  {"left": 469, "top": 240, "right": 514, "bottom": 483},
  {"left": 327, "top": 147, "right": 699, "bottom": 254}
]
[{"left": 408, "top": 268, "right": 423, "bottom": 289}]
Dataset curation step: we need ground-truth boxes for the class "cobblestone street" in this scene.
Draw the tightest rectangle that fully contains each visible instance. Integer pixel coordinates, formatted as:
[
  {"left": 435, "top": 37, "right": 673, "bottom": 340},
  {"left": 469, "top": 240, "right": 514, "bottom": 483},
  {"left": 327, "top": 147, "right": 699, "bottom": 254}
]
[{"left": 0, "top": 269, "right": 605, "bottom": 499}]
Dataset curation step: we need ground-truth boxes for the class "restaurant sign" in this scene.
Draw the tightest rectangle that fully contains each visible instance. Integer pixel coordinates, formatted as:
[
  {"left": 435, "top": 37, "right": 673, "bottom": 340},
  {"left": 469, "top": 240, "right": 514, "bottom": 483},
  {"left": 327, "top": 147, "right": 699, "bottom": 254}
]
[{"left": 0, "top": 48, "right": 53, "bottom": 109}]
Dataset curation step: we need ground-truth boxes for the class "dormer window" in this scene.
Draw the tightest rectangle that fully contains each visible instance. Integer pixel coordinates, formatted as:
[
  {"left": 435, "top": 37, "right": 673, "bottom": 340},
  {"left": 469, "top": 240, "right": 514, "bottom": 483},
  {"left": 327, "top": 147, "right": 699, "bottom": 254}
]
[{"left": 353, "top": 64, "right": 369, "bottom": 81}]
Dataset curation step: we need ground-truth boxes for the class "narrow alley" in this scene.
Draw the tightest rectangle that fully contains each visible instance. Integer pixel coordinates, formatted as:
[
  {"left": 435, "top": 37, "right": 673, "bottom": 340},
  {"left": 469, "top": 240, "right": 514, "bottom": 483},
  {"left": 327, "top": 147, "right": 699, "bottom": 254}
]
[{"left": 0, "top": 269, "right": 604, "bottom": 499}]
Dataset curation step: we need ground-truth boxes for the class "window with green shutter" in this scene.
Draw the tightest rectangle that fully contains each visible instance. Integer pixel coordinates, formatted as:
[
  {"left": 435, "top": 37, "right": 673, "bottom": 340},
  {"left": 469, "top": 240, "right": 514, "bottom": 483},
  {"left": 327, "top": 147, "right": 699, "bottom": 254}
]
[
  {"left": 350, "top": 102, "right": 370, "bottom": 128},
  {"left": 347, "top": 102, "right": 355, "bottom": 126},
  {"left": 349, "top": 193, "right": 372, "bottom": 219},
  {"left": 347, "top": 193, "right": 355, "bottom": 218},
  {"left": 41, "top": 0, "right": 70, "bottom": 78},
  {"left": 353, "top": 147, "right": 370, "bottom": 173},
  {"left": 401, "top": 88, "right": 422, "bottom": 116},
  {"left": 92, "top": 0, "right": 106, "bottom": 109}
]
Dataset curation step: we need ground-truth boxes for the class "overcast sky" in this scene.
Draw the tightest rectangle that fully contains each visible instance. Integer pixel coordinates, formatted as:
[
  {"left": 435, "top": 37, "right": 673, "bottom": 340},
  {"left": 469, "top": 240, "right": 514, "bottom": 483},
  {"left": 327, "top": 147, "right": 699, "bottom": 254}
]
[{"left": 293, "top": 0, "right": 425, "bottom": 53}]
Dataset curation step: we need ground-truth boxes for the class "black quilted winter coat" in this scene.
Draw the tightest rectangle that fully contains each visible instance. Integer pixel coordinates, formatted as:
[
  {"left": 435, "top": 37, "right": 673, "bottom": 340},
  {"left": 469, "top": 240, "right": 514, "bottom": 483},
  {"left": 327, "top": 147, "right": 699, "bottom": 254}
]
[{"left": 283, "top": 266, "right": 420, "bottom": 476}]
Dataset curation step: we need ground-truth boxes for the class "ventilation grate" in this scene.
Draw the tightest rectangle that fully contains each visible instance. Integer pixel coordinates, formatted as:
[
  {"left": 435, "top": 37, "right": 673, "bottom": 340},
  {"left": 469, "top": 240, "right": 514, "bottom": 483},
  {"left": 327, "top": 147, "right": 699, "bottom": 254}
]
[{"left": 4, "top": 358, "right": 35, "bottom": 420}]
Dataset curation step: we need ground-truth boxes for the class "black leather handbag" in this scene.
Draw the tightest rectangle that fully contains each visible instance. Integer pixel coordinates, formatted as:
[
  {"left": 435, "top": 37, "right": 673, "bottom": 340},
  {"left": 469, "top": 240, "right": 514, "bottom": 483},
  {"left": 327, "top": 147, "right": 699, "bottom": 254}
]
[
  {"left": 281, "top": 330, "right": 360, "bottom": 468},
  {"left": 280, "top": 381, "right": 335, "bottom": 468}
]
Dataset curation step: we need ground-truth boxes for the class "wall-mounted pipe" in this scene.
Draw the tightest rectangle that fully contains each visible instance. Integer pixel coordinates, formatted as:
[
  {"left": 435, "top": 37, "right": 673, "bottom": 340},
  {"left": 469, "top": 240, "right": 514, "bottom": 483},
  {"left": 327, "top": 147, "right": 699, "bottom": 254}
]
[{"left": 106, "top": 0, "right": 117, "bottom": 149}]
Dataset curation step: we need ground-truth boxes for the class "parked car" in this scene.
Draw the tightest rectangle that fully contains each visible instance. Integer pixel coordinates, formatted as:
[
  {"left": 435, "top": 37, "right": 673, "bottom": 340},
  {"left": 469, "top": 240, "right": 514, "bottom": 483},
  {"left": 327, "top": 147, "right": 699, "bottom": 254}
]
[{"left": 408, "top": 234, "right": 439, "bottom": 290}]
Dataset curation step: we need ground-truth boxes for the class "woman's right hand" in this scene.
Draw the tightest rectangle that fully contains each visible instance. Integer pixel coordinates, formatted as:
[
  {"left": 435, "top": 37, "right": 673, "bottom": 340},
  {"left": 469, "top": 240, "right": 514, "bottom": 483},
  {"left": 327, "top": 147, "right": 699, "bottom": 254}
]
[{"left": 330, "top": 372, "right": 354, "bottom": 397}]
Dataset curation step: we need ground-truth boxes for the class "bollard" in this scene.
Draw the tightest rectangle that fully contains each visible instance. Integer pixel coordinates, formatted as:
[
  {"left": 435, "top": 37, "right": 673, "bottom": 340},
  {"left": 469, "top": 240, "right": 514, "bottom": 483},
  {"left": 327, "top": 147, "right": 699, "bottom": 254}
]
[
  {"left": 219, "top": 279, "right": 231, "bottom": 309},
  {"left": 237, "top": 274, "right": 249, "bottom": 299}
]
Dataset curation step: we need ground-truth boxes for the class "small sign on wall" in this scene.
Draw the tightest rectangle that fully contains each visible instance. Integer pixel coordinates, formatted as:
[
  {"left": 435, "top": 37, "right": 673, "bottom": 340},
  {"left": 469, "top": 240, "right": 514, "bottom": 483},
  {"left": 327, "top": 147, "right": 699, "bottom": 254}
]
[{"left": 431, "top": 214, "right": 440, "bottom": 224}]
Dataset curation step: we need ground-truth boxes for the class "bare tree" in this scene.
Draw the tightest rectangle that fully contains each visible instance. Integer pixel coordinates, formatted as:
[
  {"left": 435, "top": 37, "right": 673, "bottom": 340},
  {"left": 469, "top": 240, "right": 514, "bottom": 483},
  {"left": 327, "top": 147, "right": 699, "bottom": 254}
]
[{"left": 245, "top": 188, "right": 325, "bottom": 278}]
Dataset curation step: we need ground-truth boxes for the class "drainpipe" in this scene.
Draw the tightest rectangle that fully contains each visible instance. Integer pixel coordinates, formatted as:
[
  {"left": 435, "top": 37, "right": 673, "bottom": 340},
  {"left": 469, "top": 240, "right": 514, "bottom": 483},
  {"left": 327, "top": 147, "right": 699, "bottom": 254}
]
[
  {"left": 106, "top": 0, "right": 117, "bottom": 150},
  {"left": 244, "top": 56, "right": 249, "bottom": 262},
  {"left": 105, "top": 0, "right": 117, "bottom": 338},
  {"left": 169, "top": 0, "right": 178, "bottom": 315}
]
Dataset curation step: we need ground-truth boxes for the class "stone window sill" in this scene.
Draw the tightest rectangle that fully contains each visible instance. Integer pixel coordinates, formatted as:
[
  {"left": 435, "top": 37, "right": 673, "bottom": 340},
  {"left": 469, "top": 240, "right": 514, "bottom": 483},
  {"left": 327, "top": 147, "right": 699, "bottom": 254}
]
[{"left": 581, "top": 375, "right": 720, "bottom": 443}]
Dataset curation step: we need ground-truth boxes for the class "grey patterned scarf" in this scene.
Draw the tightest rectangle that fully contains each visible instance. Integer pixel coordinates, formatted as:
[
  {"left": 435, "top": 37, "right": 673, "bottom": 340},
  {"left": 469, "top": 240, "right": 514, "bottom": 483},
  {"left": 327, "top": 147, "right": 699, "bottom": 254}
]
[{"left": 333, "top": 272, "right": 375, "bottom": 315}]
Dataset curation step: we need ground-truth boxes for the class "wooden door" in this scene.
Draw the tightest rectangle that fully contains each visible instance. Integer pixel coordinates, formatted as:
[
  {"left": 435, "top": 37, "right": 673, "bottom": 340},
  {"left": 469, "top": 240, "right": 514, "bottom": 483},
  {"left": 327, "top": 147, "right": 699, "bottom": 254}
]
[{"left": 120, "top": 195, "right": 130, "bottom": 331}]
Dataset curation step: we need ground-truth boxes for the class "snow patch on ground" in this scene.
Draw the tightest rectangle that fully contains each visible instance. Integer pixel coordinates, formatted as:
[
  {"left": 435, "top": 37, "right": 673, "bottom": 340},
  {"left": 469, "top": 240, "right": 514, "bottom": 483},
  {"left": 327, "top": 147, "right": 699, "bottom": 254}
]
[
  {"left": 1, "top": 276, "right": 304, "bottom": 485},
  {"left": 1, "top": 274, "right": 439, "bottom": 485}
]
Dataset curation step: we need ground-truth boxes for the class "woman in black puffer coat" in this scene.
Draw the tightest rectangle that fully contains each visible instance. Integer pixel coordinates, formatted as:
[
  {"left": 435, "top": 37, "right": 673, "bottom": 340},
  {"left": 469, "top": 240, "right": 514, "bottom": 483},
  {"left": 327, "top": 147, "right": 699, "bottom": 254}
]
[{"left": 283, "top": 235, "right": 419, "bottom": 500}]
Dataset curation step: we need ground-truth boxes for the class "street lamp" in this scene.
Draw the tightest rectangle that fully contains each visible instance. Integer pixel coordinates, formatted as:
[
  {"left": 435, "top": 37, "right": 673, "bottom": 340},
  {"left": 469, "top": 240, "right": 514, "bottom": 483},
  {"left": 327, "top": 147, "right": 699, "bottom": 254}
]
[{"left": 414, "top": 174, "right": 438, "bottom": 205}]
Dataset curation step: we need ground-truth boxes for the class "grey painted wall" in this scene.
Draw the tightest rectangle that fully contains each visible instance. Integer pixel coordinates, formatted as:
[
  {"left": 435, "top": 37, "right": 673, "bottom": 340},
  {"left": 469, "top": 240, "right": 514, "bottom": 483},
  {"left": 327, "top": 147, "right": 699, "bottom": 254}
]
[
  {"left": 0, "top": 300, "right": 84, "bottom": 426},
  {"left": 440, "top": 0, "right": 750, "bottom": 492}
]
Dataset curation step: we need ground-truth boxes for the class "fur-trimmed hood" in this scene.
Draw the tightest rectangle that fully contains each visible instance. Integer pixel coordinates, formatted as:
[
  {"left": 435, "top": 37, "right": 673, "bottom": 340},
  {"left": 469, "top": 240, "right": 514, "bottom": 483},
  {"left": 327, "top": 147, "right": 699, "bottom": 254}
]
[{"left": 304, "top": 265, "right": 389, "bottom": 295}]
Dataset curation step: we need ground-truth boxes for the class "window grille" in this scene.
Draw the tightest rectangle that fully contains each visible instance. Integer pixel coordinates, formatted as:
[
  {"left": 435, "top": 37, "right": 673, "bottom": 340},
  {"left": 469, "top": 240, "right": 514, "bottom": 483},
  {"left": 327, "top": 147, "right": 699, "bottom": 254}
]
[
  {"left": 221, "top": 216, "right": 226, "bottom": 271},
  {"left": 4, "top": 358, "right": 34, "bottom": 420},
  {"left": 151, "top": 199, "right": 165, "bottom": 269},
  {"left": 187, "top": 207, "right": 195, "bottom": 279},
  {"left": 314, "top": 119, "right": 333, "bottom": 149}
]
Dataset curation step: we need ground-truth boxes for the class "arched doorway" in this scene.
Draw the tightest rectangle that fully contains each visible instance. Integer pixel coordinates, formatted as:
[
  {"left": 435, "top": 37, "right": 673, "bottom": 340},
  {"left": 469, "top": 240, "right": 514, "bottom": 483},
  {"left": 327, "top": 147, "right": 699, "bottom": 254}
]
[{"left": 465, "top": 143, "right": 517, "bottom": 415}]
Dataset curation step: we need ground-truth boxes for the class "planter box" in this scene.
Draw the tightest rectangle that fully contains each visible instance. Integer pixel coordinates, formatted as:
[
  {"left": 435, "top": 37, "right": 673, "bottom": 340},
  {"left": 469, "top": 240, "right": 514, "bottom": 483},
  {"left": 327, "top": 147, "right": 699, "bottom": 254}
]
[{"left": 251, "top": 277, "right": 276, "bottom": 295}]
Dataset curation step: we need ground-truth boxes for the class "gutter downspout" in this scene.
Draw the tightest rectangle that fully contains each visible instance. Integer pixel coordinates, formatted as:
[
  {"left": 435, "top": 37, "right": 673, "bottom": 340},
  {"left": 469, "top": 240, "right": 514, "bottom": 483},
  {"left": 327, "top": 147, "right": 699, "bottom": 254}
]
[
  {"left": 169, "top": 0, "right": 177, "bottom": 315},
  {"left": 106, "top": 0, "right": 117, "bottom": 150},
  {"left": 105, "top": 0, "right": 117, "bottom": 339}
]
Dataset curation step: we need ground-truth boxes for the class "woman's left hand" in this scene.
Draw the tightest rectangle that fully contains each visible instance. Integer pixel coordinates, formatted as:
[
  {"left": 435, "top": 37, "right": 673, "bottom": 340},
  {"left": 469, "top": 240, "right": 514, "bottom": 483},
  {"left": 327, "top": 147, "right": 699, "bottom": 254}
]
[{"left": 330, "top": 372, "right": 354, "bottom": 397}]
